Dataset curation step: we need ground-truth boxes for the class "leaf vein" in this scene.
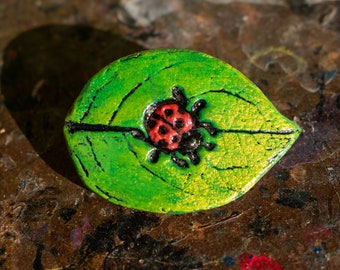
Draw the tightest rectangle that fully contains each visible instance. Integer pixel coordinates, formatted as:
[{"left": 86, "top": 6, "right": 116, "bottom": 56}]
[
  {"left": 95, "top": 185, "right": 126, "bottom": 203},
  {"left": 85, "top": 136, "right": 105, "bottom": 172},
  {"left": 75, "top": 154, "right": 89, "bottom": 177},
  {"left": 80, "top": 72, "right": 118, "bottom": 122}
]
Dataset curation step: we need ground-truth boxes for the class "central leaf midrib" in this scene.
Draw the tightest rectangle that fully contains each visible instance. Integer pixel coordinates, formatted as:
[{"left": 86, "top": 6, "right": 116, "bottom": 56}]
[{"left": 67, "top": 121, "right": 298, "bottom": 136}]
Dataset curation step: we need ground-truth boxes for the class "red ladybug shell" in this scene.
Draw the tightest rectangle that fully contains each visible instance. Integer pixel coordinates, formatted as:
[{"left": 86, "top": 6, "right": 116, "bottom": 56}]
[{"left": 146, "top": 103, "right": 195, "bottom": 151}]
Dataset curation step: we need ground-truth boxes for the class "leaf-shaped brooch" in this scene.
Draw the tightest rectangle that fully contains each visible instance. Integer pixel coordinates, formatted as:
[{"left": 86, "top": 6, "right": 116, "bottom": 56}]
[{"left": 64, "top": 49, "right": 301, "bottom": 214}]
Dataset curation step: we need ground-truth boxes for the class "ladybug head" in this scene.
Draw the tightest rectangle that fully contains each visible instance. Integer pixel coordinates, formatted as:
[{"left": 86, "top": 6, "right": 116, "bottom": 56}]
[{"left": 178, "top": 130, "right": 203, "bottom": 154}]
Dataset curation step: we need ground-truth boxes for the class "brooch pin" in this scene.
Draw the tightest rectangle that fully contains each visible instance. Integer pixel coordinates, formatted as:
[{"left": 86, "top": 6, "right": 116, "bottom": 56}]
[{"left": 64, "top": 49, "right": 301, "bottom": 214}]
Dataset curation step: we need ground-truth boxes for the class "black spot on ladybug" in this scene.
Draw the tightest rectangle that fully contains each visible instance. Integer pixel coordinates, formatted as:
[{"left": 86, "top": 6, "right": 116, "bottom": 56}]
[
  {"left": 147, "top": 119, "right": 157, "bottom": 129},
  {"left": 153, "top": 114, "right": 161, "bottom": 120},
  {"left": 164, "top": 109, "right": 173, "bottom": 116},
  {"left": 175, "top": 119, "right": 184, "bottom": 129},
  {"left": 172, "top": 136, "right": 179, "bottom": 143},
  {"left": 158, "top": 139, "right": 168, "bottom": 148},
  {"left": 132, "top": 86, "right": 219, "bottom": 167},
  {"left": 158, "top": 125, "right": 169, "bottom": 135},
  {"left": 178, "top": 108, "right": 186, "bottom": 114}
]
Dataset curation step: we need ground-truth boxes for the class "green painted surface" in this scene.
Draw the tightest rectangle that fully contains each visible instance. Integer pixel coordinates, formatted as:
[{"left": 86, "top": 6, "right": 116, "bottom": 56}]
[{"left": 64, "top": 49, "right": 301, "bottom": 214}]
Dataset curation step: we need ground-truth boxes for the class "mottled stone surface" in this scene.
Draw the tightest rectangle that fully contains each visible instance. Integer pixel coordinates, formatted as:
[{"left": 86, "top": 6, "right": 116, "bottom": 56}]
[{"left": 0, "top": 1, "right": 339, "bottom": 269}]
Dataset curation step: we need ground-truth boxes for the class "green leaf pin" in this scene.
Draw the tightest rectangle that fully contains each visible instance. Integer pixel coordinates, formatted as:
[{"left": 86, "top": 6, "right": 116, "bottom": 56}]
[{"left": 64, "top": 49, "right": 301, "bottom": 214}]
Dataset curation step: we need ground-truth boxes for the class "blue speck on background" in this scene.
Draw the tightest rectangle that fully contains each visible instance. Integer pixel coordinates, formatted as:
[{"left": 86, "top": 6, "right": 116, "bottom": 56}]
[
  {"left": 222, "top": 256, "right": 235, "bottom": 267},
  {"left": 313, "top": 246, "right": 322, "bottom": 254}
]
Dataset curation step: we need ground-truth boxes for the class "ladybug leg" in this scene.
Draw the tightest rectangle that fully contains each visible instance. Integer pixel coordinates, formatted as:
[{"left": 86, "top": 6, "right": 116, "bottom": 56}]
[
  {"left": 192, "top": 99, "right": 219, "bottom": 136},
  {"left": 172, "top": 86, "right": 187, "bottom": 107},
  {"left": 171, "top": 152, "right": 189, "bottom": 168},
  {"left": 148, "top": 148, "right": 160, "bottom": 163},
  {"left": 199, "top": 122, "right": 219, "bottom": 136},
  {"left": 131, "top": 129, "right": 147, "bottom": 140},
  {"left": 202, "top": 142, "right": 216, "bottom": 151},
  {"left": 191, "top": 99, "right": 207, "bottom": 116},
  {"left": 188, "top": 150, "right": 200, "bottom": 165}
]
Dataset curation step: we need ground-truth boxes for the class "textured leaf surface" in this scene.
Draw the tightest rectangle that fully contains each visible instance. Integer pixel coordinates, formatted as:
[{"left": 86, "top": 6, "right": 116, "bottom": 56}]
[{"left": 64, "top": 49, "right": 301, "bottom": 214}]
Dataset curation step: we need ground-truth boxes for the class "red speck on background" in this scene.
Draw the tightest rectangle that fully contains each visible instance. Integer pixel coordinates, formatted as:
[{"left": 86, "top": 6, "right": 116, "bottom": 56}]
[
  {"left": 8, "top": 49, "right": 17, "bottom": 59},
  {"left": 70, "top": 216, "right": 91, "bottom": 249},
  {"left": 240, "top": 253, "right": 282, "bottom": 270},
  {"left": 303, "top": 226, "right": 333, "bottom": 243}
]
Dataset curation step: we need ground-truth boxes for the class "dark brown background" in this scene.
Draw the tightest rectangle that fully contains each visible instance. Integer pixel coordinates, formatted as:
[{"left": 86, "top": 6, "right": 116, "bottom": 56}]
[{"left": 0, "top": 1, "right": 339, "bottom": 269}]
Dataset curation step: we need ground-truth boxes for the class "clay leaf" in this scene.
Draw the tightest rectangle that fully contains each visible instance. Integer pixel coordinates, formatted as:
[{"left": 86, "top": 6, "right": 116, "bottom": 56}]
[{"left": 64, "top": 49, "right": 301, "bottom": 214}]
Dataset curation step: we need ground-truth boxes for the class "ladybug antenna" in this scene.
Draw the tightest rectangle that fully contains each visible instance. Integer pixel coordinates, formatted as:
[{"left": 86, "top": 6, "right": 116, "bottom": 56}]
[{"left": 172, "top": 86, "right": 187, "bottom": 106}]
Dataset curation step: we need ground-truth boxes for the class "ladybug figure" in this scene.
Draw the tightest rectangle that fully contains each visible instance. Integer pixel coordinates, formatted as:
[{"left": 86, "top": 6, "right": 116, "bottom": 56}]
[{"left": 131, "top": 86, "right": 218, "bottom": 168}]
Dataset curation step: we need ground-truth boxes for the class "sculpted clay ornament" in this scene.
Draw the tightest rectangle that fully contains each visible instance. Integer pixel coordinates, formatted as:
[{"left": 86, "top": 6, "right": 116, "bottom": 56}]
[{"left": 64, "top": 49, "right": 301, "bottom": 214}]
